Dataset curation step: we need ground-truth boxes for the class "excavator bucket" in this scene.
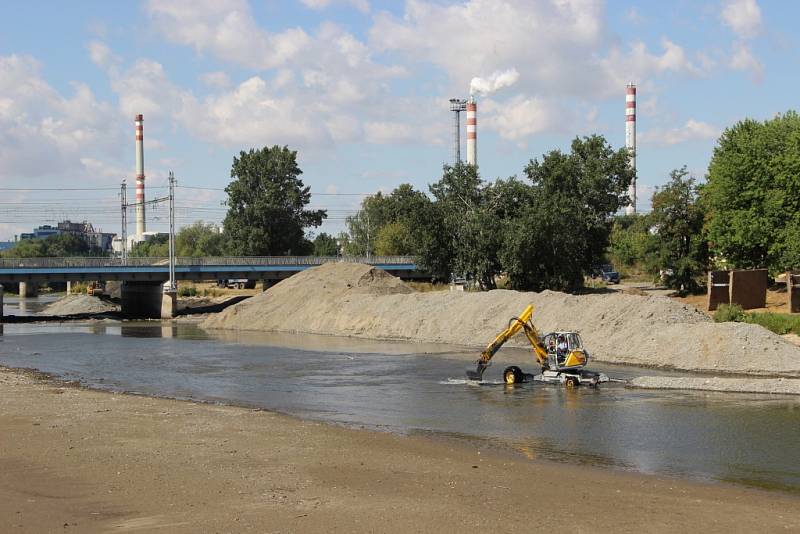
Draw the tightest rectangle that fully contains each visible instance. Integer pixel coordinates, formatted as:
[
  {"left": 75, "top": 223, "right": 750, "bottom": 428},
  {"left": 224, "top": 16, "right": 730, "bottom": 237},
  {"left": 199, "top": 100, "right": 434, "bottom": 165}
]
[
  {"left": 466, "top": 363, "right": 488, "bottom": 381},
  {"left": 467, "top": 305, "right": 535, "bottom": 381}
]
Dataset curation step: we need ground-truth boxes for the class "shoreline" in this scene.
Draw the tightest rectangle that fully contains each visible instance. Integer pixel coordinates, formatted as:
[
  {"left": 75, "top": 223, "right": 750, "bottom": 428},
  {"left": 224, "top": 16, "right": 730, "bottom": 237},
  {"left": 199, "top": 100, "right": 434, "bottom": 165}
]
[{"left": 1, "top": 365, "right": 799, "bottom": 532}]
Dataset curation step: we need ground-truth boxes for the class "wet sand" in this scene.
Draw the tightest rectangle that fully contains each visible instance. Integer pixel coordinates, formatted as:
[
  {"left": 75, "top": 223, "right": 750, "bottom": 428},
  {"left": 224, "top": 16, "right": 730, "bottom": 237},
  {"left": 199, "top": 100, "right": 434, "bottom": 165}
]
[{"left": 1, "top": 367, "right": 798, "bottom": 533}]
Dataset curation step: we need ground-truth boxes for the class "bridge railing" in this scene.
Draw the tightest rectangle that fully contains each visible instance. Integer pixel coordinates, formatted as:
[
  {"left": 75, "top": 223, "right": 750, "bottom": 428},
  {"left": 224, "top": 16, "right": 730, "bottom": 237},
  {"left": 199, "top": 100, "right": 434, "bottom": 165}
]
[{"left": 0, "top": 256, "right": 415, "bottom": 269}]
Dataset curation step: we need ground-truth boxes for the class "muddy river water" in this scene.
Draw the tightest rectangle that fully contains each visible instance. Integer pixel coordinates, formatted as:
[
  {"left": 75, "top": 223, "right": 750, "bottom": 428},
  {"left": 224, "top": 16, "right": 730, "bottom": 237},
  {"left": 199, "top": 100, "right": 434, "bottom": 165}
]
[{"left": 2, "top": 294, "right": 800, "bottom": 493}]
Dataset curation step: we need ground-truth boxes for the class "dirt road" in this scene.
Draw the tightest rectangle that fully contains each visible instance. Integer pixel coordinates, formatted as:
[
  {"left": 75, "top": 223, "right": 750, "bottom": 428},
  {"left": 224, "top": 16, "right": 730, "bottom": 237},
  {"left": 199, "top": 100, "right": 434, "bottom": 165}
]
[{"left": 1, "top": 367, "right": 798, "bottom": 533}]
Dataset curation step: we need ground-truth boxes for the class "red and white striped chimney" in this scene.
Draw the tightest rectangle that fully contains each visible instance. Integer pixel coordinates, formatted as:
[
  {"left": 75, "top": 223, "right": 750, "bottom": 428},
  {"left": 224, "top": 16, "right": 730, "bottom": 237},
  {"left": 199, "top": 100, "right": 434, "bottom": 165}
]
[
  {"left": 135, "top": 114, "right": 146, "bottom": 239},
  {"left": 625, "top": 83, "right": 637, "bottom": 215},
  {"left": 466, "top": 96, "right": 477, "bottom": 166}
]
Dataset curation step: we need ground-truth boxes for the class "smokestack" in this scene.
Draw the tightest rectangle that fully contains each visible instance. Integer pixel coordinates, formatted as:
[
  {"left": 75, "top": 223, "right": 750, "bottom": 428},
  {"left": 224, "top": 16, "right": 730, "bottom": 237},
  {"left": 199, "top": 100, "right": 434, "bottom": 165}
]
[
  {"left": 625, "top": 83, "right": 636, "bottom": 215},
  {"left": 466, "top": 96, "right": 477, "bottom": 166},
  {"left": 135, "top": 114, "right": 146, "bottom": 239}
]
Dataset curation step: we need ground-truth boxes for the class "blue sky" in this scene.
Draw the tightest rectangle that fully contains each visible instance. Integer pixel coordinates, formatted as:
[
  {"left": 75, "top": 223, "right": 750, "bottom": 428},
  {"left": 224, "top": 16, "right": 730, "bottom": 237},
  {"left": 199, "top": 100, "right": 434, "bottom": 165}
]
[{"left": 0, "top": 0, "right": 792, "bottom": 239}]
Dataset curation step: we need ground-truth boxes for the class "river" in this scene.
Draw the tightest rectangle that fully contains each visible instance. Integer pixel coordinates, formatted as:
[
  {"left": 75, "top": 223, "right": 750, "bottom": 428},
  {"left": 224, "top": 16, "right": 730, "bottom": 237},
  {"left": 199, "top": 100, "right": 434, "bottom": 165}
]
[{"left": 2, "top": 294, "right": 800, "bottom": 493}]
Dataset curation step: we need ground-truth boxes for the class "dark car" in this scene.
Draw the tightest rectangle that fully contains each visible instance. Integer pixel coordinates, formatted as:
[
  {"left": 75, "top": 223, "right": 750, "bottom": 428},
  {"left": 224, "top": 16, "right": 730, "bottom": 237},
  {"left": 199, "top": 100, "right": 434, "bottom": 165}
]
[{"left": 598, "top": 264, "right": 620, "bottom": 284}]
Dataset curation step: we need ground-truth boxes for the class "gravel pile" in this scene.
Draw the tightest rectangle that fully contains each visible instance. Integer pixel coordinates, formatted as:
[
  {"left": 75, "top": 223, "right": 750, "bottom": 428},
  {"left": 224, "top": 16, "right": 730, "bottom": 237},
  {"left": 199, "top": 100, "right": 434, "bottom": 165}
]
[
  {"left": 201, "top": 263, "right": 800, "bottom": 376},
  {"left": 43, "top": 294, "right": 119, "bottom": 315},
  {"left": 630, "top": 376, "right": 800, "bottom": 395}
]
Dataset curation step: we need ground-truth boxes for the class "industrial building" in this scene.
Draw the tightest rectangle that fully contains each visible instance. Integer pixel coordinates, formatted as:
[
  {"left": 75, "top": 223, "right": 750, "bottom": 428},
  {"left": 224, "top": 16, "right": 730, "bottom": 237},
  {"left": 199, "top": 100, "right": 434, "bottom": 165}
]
[{"left": 19, "top": 220, "right": 116, "bottom": 253}]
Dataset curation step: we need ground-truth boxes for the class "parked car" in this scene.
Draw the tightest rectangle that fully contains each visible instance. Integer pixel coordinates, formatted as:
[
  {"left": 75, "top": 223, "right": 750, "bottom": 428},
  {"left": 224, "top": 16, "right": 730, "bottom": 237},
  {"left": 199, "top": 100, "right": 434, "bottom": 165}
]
[{"left": 592, "top": 264, "right": 620, "bottom": 284}]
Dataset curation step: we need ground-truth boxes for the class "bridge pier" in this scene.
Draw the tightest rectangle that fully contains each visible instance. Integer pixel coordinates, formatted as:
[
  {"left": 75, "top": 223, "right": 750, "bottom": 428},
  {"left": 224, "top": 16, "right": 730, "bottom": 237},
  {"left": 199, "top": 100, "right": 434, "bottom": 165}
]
[
  {"left": 0, "top": 284, "right": 4, "bottom": 323},
  {"left": 121, "top": 281, "right": 176, "bottom": 319},
  {"left": 19, "top": 282, "right": 38, "bottom": 298}
]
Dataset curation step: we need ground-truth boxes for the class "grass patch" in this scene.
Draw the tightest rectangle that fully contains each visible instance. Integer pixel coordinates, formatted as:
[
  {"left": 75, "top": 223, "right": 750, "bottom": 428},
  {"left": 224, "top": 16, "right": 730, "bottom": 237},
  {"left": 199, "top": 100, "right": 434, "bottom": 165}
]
[
  {"left": 407, "top": 281, "right": 449, "bottom": 292},
  {"left": 714, "top": 303, "right": 800, "bottom": 335},
  {"left": 201, "top": 288, "right": 224, "bottom": 297},
  {"left": 178, "top": 285, "right": 198, "bottom": 297}
]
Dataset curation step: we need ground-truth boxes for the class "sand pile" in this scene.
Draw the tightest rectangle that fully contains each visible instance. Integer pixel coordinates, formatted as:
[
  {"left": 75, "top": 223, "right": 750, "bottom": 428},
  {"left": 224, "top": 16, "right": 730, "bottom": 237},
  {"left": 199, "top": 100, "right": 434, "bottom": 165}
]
[
  {"left": 201, "top": 263, "right": 800, "bottom": 376},
  {"left": 43, "top": 294, "right": 119, "bottom": 315}
]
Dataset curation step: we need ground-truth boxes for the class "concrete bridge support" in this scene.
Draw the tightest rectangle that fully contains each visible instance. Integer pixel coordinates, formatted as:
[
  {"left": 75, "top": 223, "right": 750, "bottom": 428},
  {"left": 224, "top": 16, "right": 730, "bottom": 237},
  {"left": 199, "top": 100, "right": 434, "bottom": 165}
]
[
  {"left": 121, "top": 281, "right": 176, "bottom": 319},
  {"left": 19, "top": 282, "right": 38, "bottom": 298}
]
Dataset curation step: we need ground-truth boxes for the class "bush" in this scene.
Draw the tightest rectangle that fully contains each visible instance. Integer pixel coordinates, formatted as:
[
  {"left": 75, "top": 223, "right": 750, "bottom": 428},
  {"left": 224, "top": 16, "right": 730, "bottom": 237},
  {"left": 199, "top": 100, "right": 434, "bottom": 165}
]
[
  {"left": 178, "top": 286, "right": 198, "bottom": 297},
  {"left": 201, "top": 288, "right": 223, "bottom": 297},
  {"left": 714, "top": 304, "right": 800, "bottom": 335},
  {"left": 713, "top": 303, "right": 747, "bottom": 323},
  {"left": 747, "top": 313, "right": 800, "bottom": 335}
]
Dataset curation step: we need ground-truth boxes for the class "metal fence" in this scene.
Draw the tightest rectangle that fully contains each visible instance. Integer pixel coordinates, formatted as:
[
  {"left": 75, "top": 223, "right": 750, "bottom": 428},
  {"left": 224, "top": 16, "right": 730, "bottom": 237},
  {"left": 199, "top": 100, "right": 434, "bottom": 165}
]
[{"left": 0, "top": 256, "right": 415, "bottom": 269}]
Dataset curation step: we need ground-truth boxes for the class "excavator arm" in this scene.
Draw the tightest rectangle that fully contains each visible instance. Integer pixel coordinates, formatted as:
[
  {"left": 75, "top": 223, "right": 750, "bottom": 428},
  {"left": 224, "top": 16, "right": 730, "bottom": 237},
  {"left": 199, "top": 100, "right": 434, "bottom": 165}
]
[{"left": 466, "top": 304, "right": 549, "bottom": 381}]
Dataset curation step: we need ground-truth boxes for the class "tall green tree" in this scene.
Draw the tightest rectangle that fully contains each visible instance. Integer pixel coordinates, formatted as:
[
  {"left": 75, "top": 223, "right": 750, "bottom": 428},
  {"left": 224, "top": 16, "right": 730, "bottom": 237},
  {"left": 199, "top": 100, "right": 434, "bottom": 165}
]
[
  {"left": 703, "top": 112, "right": 800, "bottom": 273},
  {"left": 418, "top": 163, "right": 502, "bottom": 289},
  {"left": 176, "top": 222, "right": 225, "bottom": 257},
  {"left": 500, "top": 135, "right": 634, "bottom": 291},
  {"left": 223, "top": 146, "right": 326, "bottom": 256},
  {"left": 345, "top": 184, "right": 429, "bottom": 256},
  {"left": 311, "top": 232, "right": 339, "bottom": 256},
  {"left": 649, "top": 167, "right": 707, "bottom": 291},
  {"left": 130, "top": 234, "right": 168, "bottom": 257}
]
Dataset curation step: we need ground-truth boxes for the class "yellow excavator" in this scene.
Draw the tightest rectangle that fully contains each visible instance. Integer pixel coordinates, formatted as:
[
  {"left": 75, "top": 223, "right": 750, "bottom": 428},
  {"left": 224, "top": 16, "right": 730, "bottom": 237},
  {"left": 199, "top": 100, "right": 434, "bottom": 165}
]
[{"left": 466, "top": 304, "right": 608, "bottom": 386}]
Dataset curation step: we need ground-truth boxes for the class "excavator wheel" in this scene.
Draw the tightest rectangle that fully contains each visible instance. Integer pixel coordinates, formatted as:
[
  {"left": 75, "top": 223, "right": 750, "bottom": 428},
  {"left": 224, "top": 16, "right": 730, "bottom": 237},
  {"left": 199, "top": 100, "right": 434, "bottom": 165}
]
[
  {"left": 565, "top": 376, "right": 579, "bottom": 388},
  {"left": 503, "top": 366, "right": 524, "bottom": 384}
]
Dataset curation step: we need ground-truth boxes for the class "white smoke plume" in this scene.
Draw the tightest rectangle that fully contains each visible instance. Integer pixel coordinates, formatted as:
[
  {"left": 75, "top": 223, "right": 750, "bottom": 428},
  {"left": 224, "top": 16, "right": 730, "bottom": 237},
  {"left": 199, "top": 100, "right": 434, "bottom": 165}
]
[{"left": 469, "top": 68, "right": 520, "bottom": 96}]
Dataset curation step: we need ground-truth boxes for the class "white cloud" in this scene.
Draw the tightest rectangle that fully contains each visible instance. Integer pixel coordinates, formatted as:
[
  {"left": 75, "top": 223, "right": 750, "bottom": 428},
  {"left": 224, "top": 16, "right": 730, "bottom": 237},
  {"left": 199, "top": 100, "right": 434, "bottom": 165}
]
[
  {"left": 601, "top": 38, "right": 703, "bottom": 89},
  {"left": 99, "top": 1, "right": 735, "bottom": 155},
  {"left": 300, "top": 0, "right": 370, "bottom": 13},
  {"left": 181, "top": 76, "right": 330, "bottom": 147},
  {"left": 110, "top": 59, "right": 185, "bottom": 118},
  {"left": 0, "top": 54, "right": 123, "bottom": 184},
  {"left": 199, "top": 71, "right": 232, "bottom": 89},
  {"left": 480, "top": 95, "right": 560, "bottom": 142},
  {"left": 363, "top": 121, "right": 414, "bottom": 144},
  {"left": 370, "top": 0, "right": 703, "bottom": 102},
  {"left": 721, "top": 0, "right": 762, "bottom": 39},
  {"left": 640, "top": 120, "right": 720, "bottom": 147},
  {"left": 87, "top": 41, "right": 120, "bottom": 69},
  {"left": 146, "top": 0, "right": 311, "bottom": 70},
  {"left": 729, "top": 41, "right": 763, "bottom": 81}
]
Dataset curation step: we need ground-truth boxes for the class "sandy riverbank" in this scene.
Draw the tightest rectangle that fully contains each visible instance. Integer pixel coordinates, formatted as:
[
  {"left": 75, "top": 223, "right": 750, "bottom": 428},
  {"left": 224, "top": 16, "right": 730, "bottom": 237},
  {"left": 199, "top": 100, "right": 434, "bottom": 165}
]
[{"left": 1, "top": 367, "right": 798, "bottom": 533}]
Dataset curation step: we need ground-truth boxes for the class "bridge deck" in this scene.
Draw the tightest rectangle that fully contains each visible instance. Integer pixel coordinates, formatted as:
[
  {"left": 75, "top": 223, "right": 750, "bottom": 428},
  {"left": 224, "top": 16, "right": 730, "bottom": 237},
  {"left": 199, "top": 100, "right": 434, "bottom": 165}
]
[{"left": 0, "top": 256, "right": 424, "bottom": 283}]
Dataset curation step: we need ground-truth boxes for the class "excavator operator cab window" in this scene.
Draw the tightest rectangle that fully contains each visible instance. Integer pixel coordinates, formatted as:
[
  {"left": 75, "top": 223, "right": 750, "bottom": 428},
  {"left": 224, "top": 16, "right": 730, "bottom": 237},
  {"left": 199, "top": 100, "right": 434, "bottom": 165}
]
[{"left": 567, "top": 333, "right": 582, "bottom": 350}]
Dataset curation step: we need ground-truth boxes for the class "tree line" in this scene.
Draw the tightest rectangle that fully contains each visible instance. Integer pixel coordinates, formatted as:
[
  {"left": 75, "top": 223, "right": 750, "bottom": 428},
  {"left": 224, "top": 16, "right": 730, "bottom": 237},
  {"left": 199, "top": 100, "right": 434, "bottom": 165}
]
[{"left": 6, "top": 111, "right": 800, "bottom": 293}]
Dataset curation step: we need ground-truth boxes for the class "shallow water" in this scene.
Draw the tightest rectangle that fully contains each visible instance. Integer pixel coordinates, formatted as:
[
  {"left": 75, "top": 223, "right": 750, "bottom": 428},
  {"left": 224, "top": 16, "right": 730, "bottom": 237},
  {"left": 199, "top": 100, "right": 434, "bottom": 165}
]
[{"left": 1, "top": 319, "right": 799, "bottom": 493}]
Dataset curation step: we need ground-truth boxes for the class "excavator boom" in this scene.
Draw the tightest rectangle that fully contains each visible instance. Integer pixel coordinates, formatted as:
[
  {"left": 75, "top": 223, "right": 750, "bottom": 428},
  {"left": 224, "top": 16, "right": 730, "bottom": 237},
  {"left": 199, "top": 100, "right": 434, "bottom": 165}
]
[{"left": 467, "top": 305, "right": 549, "bottom": 380}]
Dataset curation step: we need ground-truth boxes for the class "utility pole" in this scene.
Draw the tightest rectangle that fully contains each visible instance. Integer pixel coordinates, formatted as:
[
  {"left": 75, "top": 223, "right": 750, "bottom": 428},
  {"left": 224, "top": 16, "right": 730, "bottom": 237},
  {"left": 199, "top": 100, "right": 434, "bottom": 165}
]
[
  {"left": 120, "top": 180, "right": 128, "bottom": 264},
  {"left": 365, "top": 209, "right": 371, "bottom": 261},
  {"left": 167, "top": 171, "right": 176, "bottom": 292}
]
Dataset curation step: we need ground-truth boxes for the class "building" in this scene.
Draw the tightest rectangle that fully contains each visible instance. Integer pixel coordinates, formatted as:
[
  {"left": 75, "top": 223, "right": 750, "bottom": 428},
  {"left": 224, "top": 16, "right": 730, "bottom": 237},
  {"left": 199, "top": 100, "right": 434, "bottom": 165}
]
[
  {"left": 20, "top": 225, "right": 60, "bottom": 240},
  {"left": 19, "top": 220, "right": 116, "bottom": 253}
]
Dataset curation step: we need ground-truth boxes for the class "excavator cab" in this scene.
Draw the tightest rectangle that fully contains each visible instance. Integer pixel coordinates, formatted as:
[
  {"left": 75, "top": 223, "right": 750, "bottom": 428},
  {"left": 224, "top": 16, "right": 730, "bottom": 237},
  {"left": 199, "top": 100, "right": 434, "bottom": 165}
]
[{"left": 542, "top": 332, "right": 588, "bottom": 371}]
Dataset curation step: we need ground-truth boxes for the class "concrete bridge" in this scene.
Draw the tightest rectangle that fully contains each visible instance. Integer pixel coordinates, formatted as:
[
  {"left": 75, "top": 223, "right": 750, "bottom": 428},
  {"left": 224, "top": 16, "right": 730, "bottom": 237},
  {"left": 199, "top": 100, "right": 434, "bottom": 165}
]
[{"left": 0, "top": 256, "right": 423, "bottom": 319}]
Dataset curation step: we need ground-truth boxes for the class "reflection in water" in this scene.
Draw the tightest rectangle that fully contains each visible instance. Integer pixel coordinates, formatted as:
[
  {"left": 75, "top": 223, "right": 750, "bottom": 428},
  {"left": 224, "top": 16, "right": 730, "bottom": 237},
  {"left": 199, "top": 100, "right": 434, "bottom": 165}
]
[{"left": 0, "top": 322, "right": 799, "bottom": 493}]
